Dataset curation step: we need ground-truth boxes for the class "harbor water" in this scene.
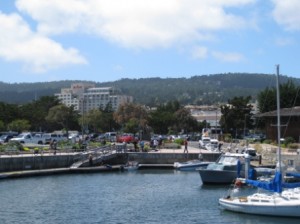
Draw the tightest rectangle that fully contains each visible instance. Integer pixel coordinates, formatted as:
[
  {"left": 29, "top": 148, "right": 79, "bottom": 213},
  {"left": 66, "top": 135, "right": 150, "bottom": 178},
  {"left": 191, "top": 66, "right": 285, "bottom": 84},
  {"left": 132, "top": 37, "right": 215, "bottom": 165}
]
[{"left": 0, "top": 169, "right": 299, "bottom": 224}]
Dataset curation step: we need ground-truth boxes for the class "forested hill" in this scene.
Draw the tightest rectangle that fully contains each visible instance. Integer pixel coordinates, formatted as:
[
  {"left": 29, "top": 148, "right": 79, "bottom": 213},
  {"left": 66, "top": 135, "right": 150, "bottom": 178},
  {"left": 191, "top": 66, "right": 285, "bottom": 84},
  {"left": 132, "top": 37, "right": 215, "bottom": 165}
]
[{"left": 0, "top": 73, "right": 299, "bottom": 106}]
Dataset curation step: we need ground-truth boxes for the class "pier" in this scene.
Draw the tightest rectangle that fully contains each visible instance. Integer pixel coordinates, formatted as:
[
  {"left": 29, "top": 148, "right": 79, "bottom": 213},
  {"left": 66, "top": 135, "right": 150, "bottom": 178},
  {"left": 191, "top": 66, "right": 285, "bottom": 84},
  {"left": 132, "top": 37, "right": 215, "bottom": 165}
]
[{"left": 0, "top": 143, "right": 221, "bottom": 179}]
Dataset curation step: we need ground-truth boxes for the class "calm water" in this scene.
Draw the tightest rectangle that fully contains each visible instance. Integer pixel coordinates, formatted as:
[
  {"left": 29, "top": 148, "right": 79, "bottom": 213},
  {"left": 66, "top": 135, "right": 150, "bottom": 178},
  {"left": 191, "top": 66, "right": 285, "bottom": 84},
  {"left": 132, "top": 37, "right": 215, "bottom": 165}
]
[{"left": 0, "top": 170, "right": 299, "bottom": 224}]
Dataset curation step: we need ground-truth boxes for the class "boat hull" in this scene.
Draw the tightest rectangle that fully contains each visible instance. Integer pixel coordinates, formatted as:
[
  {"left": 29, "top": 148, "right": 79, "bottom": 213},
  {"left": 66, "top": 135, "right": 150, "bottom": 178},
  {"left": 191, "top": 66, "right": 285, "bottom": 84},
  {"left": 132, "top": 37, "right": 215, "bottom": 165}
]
[{"left": 198, "top": 169, "right": 242, "bottom": 184}]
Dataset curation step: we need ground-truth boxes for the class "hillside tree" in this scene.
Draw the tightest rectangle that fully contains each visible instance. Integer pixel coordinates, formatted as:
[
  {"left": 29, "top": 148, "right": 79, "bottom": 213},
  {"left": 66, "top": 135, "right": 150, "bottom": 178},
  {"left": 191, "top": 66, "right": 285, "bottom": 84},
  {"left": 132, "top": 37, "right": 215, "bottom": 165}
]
[{"left": 220, "top": 96, "right": 253, "bottom": 138}]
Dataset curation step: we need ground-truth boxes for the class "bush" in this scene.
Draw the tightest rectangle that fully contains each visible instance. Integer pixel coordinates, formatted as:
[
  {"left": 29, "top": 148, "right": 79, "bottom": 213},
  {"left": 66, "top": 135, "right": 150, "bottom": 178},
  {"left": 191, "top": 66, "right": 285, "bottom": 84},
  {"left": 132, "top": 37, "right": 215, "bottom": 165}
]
[
  {"left": 174, "top": 138, "right": 184, "bottom": 145},
  {"left": 288, "top": 143, "right": 299, "bottom": 149},
  {"left": 263, "top": 139, "right": 272, "bottom": 144},
  {"left": 284, "top": 137, "right": 295, "bottom": 146},
  {"left": 23, "top": 147, "right": 30, "bottom": 151},
  {"left": 6, "top": 141, "right": 23, "bottom": 151}
]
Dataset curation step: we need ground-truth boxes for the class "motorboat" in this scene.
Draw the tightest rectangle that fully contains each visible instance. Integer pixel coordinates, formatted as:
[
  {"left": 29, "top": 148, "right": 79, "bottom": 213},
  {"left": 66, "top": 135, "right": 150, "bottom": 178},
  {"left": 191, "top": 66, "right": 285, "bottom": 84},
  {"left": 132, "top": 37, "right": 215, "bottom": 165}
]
[
  {"left": 174, "top": 160, "right": 213, "bottom": 171},
  {"left": 205, "top": 138, "right": 219, "bottom": 151},
  {"left": 199, "top": 136, "right": 211, "bottom": 148},
  {"left": 197, "top": 152, "right": 249, "bottom": 184},
  {"left": 123, "top": 161, "right": 139, "bottom": 171},
  {"left": 219, "top": 65, "right": 300, "bottom": 217}
]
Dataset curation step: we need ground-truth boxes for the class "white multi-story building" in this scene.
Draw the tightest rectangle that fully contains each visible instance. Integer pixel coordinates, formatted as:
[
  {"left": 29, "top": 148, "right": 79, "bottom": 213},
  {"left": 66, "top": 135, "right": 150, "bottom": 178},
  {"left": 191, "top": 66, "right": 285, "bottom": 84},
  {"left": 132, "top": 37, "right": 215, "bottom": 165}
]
[{"left": 55, "top": 83, "right": 133, "bottom": 113}]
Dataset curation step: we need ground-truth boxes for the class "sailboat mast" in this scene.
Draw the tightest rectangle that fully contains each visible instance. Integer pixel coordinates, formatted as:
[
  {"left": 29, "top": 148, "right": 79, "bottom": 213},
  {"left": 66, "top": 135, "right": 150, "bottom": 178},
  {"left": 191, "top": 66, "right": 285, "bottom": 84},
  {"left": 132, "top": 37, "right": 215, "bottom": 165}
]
[{"left": 276, "top": 64, "right": 282, "bottom": 173}]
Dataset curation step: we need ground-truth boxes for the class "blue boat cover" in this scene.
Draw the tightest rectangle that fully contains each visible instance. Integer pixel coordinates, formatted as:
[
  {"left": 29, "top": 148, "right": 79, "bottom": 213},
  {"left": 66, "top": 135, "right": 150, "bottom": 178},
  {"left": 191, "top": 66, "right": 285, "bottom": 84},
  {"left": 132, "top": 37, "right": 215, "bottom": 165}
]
[
  {"left": 245, "top": 172, "right": 282, "bottom": 193},
  {"left": 237, "top": 159, "right": 241, "bottom": 178},
  {"left": 286, "top": 172, "right": 300, "bottom": 178}
]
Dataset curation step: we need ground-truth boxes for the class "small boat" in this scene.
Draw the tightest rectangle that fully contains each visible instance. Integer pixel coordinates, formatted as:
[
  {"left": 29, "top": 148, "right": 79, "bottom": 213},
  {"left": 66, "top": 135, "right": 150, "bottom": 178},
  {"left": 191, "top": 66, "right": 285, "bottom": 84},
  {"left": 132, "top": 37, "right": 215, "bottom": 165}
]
[
  {"left": 199, "top": 136, "right": 211, "bottom": 148},
  {"left": 174, "top": 160, "right": 212, "bottom": 171},
  {"left": 204, "top": 139, "right": 219, "bottom": 151},
  {"left": 219, "top": 65, "right": 300, "bottom": 217},
  {"left": 123, "top": 161, "right": 139, "bottom": 171}
]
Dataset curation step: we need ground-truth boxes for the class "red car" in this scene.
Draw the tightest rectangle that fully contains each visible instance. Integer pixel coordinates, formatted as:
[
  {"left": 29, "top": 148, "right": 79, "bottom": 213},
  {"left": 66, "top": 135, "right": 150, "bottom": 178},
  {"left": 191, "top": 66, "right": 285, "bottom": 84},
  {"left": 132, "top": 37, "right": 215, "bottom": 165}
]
[{"left": 117, "top": 133, "right": 135, "bottom": 143}]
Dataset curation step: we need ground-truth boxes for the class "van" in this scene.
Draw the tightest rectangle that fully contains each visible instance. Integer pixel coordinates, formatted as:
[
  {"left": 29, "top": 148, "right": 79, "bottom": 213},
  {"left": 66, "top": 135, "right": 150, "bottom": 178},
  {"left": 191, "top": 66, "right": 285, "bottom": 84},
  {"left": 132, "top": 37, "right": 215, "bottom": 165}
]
[
  {"left": 43, "top": 133, "right": 65, "bottom": 144},
  {"left": 104, "top": 132, "right": 117, "bottom": 142}
]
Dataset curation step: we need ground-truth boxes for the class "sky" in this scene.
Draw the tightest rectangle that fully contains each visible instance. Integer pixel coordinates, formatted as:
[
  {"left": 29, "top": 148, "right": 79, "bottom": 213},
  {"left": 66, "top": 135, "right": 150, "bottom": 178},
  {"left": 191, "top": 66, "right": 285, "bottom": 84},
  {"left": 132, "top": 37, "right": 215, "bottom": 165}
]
[{"left": 1, "top": 0, "right": 300, "bottom": 83}]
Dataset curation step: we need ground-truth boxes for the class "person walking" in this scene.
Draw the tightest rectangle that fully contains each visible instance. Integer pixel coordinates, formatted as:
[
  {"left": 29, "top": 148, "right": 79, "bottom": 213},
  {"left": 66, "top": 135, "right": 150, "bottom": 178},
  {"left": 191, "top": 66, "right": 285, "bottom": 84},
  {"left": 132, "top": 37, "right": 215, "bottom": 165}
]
[{"left": 183, "top": 138, "right": 188, "bottom": 153}]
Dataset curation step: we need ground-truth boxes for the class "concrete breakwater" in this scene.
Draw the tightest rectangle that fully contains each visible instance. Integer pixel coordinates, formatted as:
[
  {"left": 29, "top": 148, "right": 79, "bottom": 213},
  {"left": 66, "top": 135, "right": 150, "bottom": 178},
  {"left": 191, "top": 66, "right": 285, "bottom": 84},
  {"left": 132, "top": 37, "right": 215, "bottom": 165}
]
[{"left": 0, "top": 151, "right": 221, "bottom": 173}]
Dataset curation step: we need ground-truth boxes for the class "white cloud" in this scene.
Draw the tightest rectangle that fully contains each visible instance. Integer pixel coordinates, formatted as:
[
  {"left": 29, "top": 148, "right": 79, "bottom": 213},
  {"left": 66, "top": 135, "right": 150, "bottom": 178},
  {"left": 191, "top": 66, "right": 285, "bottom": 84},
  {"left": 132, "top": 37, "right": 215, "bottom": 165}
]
[
  {"left": 16, "top": 0, "right": 256, "bottom": 49},
  {"left": 272, "top": 0, "right": 300, "bottom": 31},
  {"left": 212, "top": 51, "right": 244, "bottom": 62},
  {"left": 275, "top": 37, "right": 294, "bottom": 46},
  {"left": 192, "top": 46, "right": 208, "bottom": 59},
  {"left": 0, "top": 12, "right": 87, "bottom": 73},
  {"left": 113, "top": 64, "right": 124, "bottom": 72}
]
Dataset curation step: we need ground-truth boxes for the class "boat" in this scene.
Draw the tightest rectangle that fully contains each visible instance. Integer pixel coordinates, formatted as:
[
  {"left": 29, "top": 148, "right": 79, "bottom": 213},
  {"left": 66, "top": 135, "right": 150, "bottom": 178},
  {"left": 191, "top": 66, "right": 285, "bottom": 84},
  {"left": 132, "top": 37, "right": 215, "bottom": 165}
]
[
  {"left": 197, "top": 152, "right": 251, "bottom": 184},
  {"left": 199, "top": 136, "right": 211, "bottom": 148},
  {"left": 219, "top": 65, "right": 300, "bottom": 217},
  {"left": 174, "top": 159, "right": 213, "bottom": 171},
  {"left": 123, "top": 161, "right": 139, "bottom": 171},
  {"left": 205, "top": 138, "right": 219, "bottom": 151}
]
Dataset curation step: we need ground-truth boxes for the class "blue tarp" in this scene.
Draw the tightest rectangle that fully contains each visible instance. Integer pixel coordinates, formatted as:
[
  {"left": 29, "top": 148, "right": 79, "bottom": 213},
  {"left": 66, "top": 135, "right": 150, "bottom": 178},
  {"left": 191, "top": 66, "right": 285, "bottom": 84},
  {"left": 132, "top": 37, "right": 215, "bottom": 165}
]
[
  {"left": 245, "top": 172, "right": 282, "bottom": 193},
  {"left": 237, "top": 159, "right": 241, "bottom": 178},
  {"left": 286, "top": 172, "right": 300, "bottom": 178},
  {"left": 282, "top": 182, "right": 300, "bottom": 188}
]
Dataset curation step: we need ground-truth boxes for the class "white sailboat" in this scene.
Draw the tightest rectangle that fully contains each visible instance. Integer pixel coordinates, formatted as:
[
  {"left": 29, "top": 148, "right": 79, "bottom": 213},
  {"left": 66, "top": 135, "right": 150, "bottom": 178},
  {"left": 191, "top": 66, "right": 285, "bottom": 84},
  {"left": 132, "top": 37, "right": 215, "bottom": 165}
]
[{"left": 219, "top": 65, "right": 300, "bottom": 217}]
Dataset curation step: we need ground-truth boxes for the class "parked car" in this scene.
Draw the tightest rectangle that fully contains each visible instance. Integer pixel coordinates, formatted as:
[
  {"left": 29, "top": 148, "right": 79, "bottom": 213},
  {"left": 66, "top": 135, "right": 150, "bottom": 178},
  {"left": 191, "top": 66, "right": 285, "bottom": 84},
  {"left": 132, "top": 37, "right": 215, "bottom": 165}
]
[
  {"left": 43, "top": 133, "right": 66, "bottom": 144},
  {"left": 10, "top": 132, "right": 47, "bottom": 144},
  {"left": 0, "top": 133, "right": 18, "bottom": 144},
  {"left": 117, "top": 133, "right": 135, "bottom": 143},
  {"left": 244, "top": 134, "right": 265, "bottom": 142},
  {"left": 104, "top": 132, "right": 117, "bottom": 142}
]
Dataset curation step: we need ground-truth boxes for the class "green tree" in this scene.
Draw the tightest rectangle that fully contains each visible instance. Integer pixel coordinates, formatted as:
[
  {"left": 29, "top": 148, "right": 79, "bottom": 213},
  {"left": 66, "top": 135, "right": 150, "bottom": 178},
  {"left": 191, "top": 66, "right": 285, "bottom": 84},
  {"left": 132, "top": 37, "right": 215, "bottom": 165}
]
[
  {"left": 7, "top": 119, "right": 31, "bottom": 132},
  {"left": 173, "top": 107, "right": 199, "bottom": 133},
  {"left": 257, "top": 80, "right": 300, "bottom": 113},
  {"left": 19, "top": 96, "right": 60, "bottom": 132},
  {"left": 45, "top": 104, "right": 79, "bottom": 136},
  {"left": 220, "top": 96, "right": 253, "bottom": 138},
  {"left": 84, "top": 109, "right": 103, "bottom": 133},
  {"left": 149, "top": 100, "right": 196, "bottom": 134},
  {"left": 98, "top": 103, "right": 119, "bottom": 132},
  {"left": 122, "top": 118, "right": 140, "bottom": 134},
  {"left": 0, "top": 120, "right": 6, "bottom": 131},
  {"left": 0, "top": 102, "right": 19, "bottom": 128},
  {"left": 114, "top": 102, "right": 149, "bottom": 134}
]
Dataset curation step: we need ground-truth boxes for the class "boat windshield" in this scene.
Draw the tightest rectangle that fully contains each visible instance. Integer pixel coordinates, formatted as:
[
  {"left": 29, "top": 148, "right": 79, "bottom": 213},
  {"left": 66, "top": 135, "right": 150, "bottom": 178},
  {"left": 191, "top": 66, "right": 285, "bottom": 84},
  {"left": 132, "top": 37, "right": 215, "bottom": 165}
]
[{"left": 218, "top": 156, "right": 240, "bottom": 165}]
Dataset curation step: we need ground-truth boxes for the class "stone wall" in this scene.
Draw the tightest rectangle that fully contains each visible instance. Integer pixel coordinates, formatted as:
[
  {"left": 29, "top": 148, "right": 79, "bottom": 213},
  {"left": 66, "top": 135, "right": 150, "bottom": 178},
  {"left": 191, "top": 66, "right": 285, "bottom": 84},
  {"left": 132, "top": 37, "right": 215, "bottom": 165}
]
[
  {"left": 0, "top": 154, "right": 78, "bottom": 172},
  {"left": 128, "top": 152, "right": 220, "bottom": 164},
  {"left": 0, "top": 152, "right": 221, "bottom": 172}
]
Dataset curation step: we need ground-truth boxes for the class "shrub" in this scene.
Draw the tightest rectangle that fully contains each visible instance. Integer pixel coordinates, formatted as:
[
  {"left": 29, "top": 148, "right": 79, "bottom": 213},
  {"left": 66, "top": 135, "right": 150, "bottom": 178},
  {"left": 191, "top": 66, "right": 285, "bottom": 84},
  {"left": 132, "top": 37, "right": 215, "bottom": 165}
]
[
  {"left": 288, "top": 143, "right": 299, "bottom": 149},
  {"left": 223, "top": 134, "right": 232, "bottom": 143},
  {"left": 284, "top": 137, "right": 295, "bottom": 146},
  {"left": 174, "top": 138, "right": 184, "bottom": 145},
  {"left": 263, "top": 139, "right": 272, "bottom": 144},
  {"left": 6, "top": 141, "right": 23, "bottom": 151}
]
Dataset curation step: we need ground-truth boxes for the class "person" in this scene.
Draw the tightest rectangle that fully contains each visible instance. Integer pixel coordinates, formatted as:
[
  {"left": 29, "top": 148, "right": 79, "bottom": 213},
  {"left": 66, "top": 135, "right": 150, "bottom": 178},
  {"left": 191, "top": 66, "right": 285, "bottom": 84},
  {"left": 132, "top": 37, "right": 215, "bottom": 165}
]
[
  {"left": 198, "top": 153, "right": 203, "bottom": 161},
  {"left": 218, "top": 142, "right": 223, "bottom": 151},
  {"left": 89, "top": 154, "right": 93, "bottom": 166},
  {"left": 133, "top": 140, "right": 138, "bottom": 152},
  {"left": 139, "top": 140, "right": 144, "bottom": 152},
  {"left": 153, "top": 139, "right": 158, "bottom": 151},
  {"left": 184, "top": 138, "right": 188, "bottom": 153}
]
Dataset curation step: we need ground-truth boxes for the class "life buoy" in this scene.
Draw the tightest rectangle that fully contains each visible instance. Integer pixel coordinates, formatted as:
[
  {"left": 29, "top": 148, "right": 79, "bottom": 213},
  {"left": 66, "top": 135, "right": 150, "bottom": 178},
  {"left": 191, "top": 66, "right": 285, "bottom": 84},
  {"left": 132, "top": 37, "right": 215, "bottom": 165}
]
[{"left": 235, "top": 179, "right": 243, "bottom": 188}]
